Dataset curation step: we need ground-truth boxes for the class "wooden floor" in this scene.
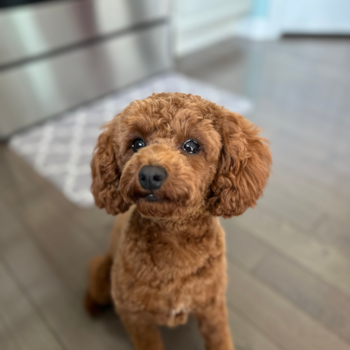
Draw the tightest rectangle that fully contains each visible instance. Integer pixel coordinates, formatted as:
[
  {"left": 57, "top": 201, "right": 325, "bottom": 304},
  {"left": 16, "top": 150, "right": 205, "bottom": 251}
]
[{"left": 1, "top": 38, "right": 350, "bottom": 350}]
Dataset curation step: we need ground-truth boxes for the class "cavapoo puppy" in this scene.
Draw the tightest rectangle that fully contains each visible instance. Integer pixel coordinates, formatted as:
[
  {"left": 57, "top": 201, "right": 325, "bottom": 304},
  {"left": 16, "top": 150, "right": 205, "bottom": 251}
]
[{"left": 85, "top": 92, "right": 271, "bottom": 350}]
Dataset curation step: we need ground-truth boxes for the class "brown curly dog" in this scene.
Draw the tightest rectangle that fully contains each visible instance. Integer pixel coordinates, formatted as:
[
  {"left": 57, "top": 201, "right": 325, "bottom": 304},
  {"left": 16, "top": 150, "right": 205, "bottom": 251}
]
[{"left": 85, "top": 92, "right": 272, "bottom": 350}]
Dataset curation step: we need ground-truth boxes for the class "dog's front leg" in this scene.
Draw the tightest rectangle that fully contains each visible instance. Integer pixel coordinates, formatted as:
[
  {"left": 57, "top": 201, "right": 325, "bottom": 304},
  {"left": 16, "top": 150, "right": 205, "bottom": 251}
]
[
  {"left": 195, "top": 297, "right": 235, "bottom": 350},
  {"left": 119, "top": 311, "right": 164, "bottom": 350}
]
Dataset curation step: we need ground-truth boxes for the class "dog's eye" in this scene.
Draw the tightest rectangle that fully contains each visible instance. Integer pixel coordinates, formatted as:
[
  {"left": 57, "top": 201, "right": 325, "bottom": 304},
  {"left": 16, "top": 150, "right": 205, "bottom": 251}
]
[
  {"left": 132, "top": 138, "right": 146, "bottom": 152},
  {"left": 182, "top": 139, "right": 201, "bottom": 154}
]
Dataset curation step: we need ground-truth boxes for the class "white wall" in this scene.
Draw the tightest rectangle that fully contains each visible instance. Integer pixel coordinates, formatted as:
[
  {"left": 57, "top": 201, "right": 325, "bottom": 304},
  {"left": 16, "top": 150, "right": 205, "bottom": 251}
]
[
  {"left": 172, "top": 0, "right": 350, "bottom": 55},
  {"left": 283, "top": 0, "right": 350, "bottom": 34},
  {"left": 235, "top": 0, "right": 350, "bottom": 41},
  {"left": 172, "top": 0, "right": 252, "bottom": 57}
]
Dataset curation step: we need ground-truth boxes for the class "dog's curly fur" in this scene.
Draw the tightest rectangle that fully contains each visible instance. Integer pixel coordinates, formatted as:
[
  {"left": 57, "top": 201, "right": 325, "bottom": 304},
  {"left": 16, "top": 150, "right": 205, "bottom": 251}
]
[{"left": 85, "top": 93, "right": 272, "bottom": 350}]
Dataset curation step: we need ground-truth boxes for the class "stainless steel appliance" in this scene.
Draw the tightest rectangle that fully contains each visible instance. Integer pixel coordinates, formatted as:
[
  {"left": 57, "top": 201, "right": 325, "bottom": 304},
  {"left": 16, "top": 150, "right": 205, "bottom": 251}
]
[{"left": 0, "top": 0, "right": 171, "bottom": 138}]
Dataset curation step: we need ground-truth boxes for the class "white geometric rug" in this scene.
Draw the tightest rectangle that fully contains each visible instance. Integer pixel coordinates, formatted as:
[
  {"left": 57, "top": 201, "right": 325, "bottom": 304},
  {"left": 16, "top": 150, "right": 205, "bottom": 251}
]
[{"left": 9, "top": 72, "right": 253, "bottom": 207}]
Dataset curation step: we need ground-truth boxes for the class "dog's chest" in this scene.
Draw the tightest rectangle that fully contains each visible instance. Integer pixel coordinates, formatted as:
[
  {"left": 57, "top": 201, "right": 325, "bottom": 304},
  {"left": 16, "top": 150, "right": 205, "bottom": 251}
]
[
  {"left": 111, "top": 221, "right": 225, "bottom": 325},
  {"left": 112, "top": 250, "right": 224, "bottom": 327},
  {"left": 112, "top": 262, "right": 195, "bottom": 325}
]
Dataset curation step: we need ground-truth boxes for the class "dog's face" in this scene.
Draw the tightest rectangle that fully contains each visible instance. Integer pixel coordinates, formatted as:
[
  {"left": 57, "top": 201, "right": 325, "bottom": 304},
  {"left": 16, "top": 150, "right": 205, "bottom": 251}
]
[{"left": 91, "top": 93, "right": 271, "bottom": 219}]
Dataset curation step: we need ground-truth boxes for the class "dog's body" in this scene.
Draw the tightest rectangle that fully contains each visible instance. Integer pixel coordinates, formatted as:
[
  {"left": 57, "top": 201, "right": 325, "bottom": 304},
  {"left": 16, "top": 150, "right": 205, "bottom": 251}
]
[{"left": 85, "top": 93, "right": 271, "bottom": 350}]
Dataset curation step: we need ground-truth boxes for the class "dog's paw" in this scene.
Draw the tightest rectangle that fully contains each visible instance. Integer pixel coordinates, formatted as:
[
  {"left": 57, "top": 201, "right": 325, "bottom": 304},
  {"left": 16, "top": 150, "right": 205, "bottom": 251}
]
[{"left": 84, "top": 292, "right": 110, "bottom": 318}]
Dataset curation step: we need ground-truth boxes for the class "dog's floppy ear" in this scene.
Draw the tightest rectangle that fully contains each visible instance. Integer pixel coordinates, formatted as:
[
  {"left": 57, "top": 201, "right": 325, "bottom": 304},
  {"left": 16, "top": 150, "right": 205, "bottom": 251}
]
[
  {"left": 91, "top": 120, "right": 130, "bottom": 215},
  {"left": 208, "top": 110, "right": 272, "bottom": 218}
]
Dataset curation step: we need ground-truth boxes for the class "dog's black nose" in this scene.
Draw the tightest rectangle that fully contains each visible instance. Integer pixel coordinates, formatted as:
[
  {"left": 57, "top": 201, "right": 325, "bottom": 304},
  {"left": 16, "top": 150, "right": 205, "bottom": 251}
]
[{"left": 139, "top": 166, "right": 167, "bottom": 191}]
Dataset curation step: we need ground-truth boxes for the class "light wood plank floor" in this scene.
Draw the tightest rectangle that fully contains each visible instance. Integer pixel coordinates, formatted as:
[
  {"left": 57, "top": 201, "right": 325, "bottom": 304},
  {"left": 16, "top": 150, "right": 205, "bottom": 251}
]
[{"left": 1, "top": 38, "right": 350, "bottom": 350}]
